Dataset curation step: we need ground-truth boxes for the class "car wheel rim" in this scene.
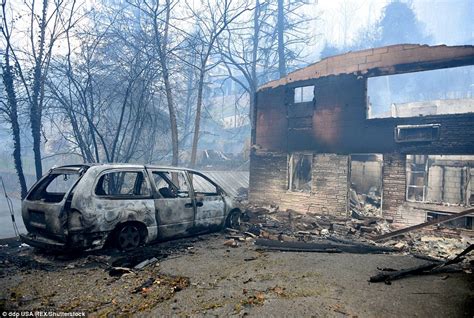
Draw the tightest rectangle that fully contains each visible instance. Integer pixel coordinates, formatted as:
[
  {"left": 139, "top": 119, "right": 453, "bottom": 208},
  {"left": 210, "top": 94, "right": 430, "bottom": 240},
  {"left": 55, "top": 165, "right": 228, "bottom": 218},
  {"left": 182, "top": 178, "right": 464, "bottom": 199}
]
[{"left": 118, "top": 225, "right": 140, "bottom": 250}]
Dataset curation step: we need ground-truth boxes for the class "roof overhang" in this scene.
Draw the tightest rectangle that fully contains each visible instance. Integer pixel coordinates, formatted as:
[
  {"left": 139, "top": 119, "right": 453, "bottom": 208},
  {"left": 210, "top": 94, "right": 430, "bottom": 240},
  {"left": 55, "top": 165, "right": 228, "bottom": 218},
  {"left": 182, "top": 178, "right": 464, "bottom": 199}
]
[{"left": 259, "top": 44, "right": 474, "bottom": 91}]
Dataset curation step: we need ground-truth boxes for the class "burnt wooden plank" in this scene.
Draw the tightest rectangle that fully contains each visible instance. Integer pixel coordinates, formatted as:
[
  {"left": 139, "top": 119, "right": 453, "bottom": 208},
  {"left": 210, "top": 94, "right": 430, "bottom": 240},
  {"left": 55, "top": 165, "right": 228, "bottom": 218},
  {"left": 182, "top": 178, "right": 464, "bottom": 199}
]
[{"left": 373, "top": 207, "right": 474, "bottom": 241}]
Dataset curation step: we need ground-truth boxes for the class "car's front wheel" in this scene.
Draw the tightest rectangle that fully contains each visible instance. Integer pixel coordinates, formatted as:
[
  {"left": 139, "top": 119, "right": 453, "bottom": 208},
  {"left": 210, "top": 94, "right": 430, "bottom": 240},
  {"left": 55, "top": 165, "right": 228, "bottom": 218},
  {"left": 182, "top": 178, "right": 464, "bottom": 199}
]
[
  {"left": 116, "top": 224, "right": 141, "bottom": 251},
  {"left": 226, "top": 210, "right": 241, "bottom": 230}
]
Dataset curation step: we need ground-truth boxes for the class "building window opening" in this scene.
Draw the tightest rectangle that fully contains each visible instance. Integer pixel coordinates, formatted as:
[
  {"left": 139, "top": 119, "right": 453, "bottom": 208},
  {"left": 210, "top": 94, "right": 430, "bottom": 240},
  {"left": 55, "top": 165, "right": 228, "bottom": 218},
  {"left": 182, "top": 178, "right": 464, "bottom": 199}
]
[
  {"left": 406, "top": 155, "right": 473, "bottom": 206},
  {"left": 367, "top": 65, "right": 474, "bottom": 118},
  {"left": 406, "top": 155, "right": 428, "bottom": 202},
  {"left": 288, "top": 153, "right": 312, "bottom": 193},
  {"left": 294, "top": 85, "right": 314, "bottom": 104},
  {"left": 349, "top": 154, "right": 383, "bottom": 217}
]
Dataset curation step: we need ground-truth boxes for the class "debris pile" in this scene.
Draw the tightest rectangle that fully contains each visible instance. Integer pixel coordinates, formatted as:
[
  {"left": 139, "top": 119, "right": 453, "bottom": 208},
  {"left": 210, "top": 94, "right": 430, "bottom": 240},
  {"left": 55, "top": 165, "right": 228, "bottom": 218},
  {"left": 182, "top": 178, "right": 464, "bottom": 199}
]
[
  {"left": 233, "top": 204, "right": 473, "bottom": 264},
  {"left": 226, "top": 204, "right": 474, "bottom": 283},
  {"left": 381, "top": 228, "right": 474, "bottom": 262},
  {"left": 349, "top": 187, "right": 381, "bottom": 218},
  {"left": 240, "top": 204, "right": 391, "bottom": 243},
  {"left": 370, "top": 244, "right": 474, "bottom": 284}
]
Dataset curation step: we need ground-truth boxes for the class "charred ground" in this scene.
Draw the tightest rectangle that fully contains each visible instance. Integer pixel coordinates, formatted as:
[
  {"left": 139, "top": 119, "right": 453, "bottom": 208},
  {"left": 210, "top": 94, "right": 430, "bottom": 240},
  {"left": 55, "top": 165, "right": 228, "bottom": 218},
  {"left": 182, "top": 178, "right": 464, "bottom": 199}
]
[{"left": 1, "top": 206, "right": 473, "bottom": 317}]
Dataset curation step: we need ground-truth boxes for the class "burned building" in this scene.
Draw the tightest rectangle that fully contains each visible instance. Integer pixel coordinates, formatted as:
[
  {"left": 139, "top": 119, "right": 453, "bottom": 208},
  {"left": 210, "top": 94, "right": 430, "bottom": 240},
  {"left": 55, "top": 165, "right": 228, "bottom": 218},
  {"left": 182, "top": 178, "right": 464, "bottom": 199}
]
[{"left": 249, "top": 44, "right": 474, "bottom": 227}]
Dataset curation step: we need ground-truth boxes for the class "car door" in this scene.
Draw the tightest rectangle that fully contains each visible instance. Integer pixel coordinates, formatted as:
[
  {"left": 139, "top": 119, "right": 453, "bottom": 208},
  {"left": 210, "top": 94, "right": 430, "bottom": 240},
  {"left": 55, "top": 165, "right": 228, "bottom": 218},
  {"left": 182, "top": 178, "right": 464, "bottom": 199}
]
[
  {"left": 92, "top": 168, "right": 157, "bottom": 240},
  {"left": 148, "top": 169, "right": 195, "bottom": 239},
  {"left": 188, "top": 171, "right": 226, "bottom": 230}
]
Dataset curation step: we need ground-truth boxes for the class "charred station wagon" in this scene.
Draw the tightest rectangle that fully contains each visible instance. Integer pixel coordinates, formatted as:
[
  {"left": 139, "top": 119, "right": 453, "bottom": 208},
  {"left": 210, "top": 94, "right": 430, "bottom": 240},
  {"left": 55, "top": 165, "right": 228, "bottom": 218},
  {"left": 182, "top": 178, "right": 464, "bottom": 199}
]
[{"left": 20, "top": 164, "right": 241, "bottom": 250}]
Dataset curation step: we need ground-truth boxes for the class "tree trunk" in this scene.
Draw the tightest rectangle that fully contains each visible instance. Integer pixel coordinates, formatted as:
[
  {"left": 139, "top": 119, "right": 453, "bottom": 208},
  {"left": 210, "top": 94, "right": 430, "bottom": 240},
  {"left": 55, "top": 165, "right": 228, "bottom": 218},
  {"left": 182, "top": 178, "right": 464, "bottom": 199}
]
[
  {"left": 110, "top": 83, "right": 132, "bottom": 162},
  {"left": 163, "top": 68, "right": 179, "bottom": 166},
  {"left": 277, "top": 0, "right": 286, "bottom": 78},
  {"left": 85, "top": 73, "right": 100, "bottom": 162},
  {"left": 30, "top": 0, "right": 49, "bottom": 180},
  {"left": 154, "top": 0, "right": 179, "bottom": 166},
  {"left": 250, "top": 0, "right": 260, "bottom": 131},
  {"left": 182, "top": 64, "right": 195, "bottom": 149},
  {"left": 190, "top": 71, "right": 205, "bottom": 168},
  {"left": 11, "top": 102, "right": 28, "bottom": 199},
  {"left": 1, "top": 61, "right": 28, "bottom": 199}
]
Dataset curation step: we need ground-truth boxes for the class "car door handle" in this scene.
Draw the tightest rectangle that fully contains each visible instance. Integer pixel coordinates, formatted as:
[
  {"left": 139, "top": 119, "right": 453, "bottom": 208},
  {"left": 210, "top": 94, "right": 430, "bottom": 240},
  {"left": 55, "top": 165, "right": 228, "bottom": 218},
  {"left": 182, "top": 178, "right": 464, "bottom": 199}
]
[
  {"left": 185, "top": 203, "right": 193, "bottom": 208},
  {"left": 196, "top": 201, "right": 203, "bottom": 207}
]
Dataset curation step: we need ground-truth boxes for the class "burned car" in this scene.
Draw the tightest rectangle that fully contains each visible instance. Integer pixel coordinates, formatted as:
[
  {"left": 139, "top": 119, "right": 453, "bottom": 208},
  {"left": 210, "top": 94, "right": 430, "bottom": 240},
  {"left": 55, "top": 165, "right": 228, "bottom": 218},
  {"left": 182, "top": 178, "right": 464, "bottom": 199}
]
[{"left": 20, "top": 164, "right": 241, "bottom": 251}]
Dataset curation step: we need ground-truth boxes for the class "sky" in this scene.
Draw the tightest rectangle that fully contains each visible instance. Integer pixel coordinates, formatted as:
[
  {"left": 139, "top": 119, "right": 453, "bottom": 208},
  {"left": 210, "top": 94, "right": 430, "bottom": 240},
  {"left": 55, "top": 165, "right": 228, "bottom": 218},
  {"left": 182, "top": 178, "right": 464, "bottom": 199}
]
[
  {"left": 308, "top": 0, "right": 473, "bottom": 61},
  {"left": 2, "top": 0, "right": 472, "bottom": 63},
  {"left": 414, "top": 0, "right": 473, "bottom": 45}
]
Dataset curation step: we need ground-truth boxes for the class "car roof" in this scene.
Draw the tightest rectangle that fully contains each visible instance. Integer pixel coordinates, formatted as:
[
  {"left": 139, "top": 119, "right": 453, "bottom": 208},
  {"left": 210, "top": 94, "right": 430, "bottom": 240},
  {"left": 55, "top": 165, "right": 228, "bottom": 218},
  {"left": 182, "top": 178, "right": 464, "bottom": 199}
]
[
  {"left": 50, "top": 164, "right": 232, "bottom": 196},
  {"left": 51, "top": 163, "right": 205, "bottom": 174}
]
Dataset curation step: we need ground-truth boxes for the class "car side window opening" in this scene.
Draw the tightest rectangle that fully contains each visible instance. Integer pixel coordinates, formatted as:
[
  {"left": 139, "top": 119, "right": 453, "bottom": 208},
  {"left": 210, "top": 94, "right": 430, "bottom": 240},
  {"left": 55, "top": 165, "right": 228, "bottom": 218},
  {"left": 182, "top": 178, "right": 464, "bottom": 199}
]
[
  {"left": 152, "top": 171, "right": 189, "bottom": 198},
  {"left": 28, "top": 173, "right": 80, "bottom": 202},
  {"left": 95, "top": 171, "right": 150, "bottom": 197},
  {"left": 190, "top": 173, "right": 218, "bottom": 196}
]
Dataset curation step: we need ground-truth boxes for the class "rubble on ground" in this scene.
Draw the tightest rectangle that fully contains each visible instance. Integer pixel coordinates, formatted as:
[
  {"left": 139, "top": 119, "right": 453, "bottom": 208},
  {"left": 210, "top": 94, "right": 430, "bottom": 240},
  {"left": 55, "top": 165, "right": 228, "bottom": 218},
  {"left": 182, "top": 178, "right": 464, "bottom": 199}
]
[
  {"left": 232, "top": 204, "right": 473, "bottom": 265},
  {"left": 370, "top": 244, "right": 474, "bottom": 284},
  {"left": 349, "top": 187, "right": 381, "bottom": 218},
  {"left": 386, "top": 229, "right": 474, "bottom": 261},
  {"left": 239, "top": 203, "right": 391, "bottom": 243}
]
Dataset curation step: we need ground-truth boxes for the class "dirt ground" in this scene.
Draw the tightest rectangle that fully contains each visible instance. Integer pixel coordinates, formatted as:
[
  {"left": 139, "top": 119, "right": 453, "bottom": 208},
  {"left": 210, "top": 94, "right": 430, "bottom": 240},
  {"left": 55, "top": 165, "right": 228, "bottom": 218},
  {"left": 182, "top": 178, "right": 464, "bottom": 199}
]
[{"left": 0, "top": 233, "right": 473, "bottom": 317}]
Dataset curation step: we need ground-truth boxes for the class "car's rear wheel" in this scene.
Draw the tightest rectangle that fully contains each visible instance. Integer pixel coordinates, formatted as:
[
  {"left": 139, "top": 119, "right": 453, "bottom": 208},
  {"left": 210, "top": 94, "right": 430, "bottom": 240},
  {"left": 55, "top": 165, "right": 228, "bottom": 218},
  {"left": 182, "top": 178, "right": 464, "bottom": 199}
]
[
  {"left": 116, "top": 224, "right": 141, "bottom": 251},
  {"left": 226, "top": 210, "right": 241, "bottom": 230}
]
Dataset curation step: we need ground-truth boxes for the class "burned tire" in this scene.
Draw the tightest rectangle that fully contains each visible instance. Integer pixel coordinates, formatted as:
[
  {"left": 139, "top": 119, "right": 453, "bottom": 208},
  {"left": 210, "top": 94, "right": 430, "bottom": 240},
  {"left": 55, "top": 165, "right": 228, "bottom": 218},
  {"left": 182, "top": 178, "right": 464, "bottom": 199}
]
[
  {"left": 116, "top": 223, "right": 141, "bottom": 251},
  {"left": 226, "top": 210, "right": 241, "bottom": 230}
]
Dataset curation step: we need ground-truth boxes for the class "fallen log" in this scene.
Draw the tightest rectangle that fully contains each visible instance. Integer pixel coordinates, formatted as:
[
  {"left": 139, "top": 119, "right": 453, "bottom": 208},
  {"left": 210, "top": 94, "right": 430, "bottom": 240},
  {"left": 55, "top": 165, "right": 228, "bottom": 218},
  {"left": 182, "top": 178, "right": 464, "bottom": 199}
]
[
  {"left": 255, "top": 238, "right": 396, "bottom": 254},
  {"left": 373, "top": 207, "right": 474, "bottom": 242},
  {"left": 369, "top": 244, "right": 473, "bottom": 284},
  {"left": 369, "top": 262, "right": 440, "bottom": 284}
]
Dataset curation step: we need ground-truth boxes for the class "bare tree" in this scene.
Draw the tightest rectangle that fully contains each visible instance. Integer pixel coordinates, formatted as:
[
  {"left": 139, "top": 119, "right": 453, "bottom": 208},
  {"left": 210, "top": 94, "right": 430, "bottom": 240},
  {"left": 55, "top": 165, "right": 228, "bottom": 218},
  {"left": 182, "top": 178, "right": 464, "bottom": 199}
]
[
  {"left": 276, "top": 0, "right": 286, "bottom": 77},
  {"left": 125, "top": 0, "right": 189, "bottom": 166},
  {"left": 3, "top": 0, "right": 315, "bottom": 178},
  {"left": 47, "top": 3, "right": 169, "bottom": 165},
  {"left": 271, "top": 0, "right": 316, "bottom": 78},
  {"left": 219, "top": 0, "right": 274, "bottom": 132},
  {"left": 185, "top": 0, "right": 250, "bottom": 167},
  {"left": 217, "top": 0, "right": 317, "bottom": 144},
  {"left": 0, "top": 0, "right": 27, "bottom": 198},
  {"left": 180, "top": 30, "right": 199, "bottom": 150},
  {"left": 150, "top": 0, "right": 179, "bottom": 166},
  {"left": 0, "top": 0, "right": 79, "bottom": 180}
]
